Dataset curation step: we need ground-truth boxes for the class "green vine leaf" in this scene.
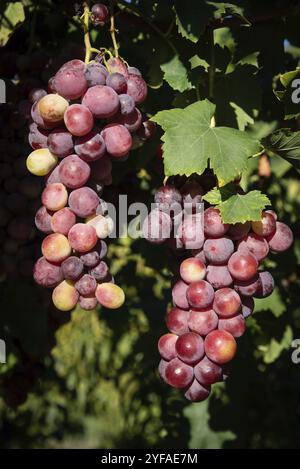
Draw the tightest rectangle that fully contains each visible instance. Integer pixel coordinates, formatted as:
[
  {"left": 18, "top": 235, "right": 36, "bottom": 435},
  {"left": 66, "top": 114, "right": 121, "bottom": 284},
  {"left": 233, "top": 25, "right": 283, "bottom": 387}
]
[
  {"left": 161, "top": 55, "right": 192, "bottom": 92},
  {"left": 174, "top": 1, "right": 216, "bottom": 43},
  {"left": 273, "top": 68, "right": 300, "bottom": 119},
  {"left": 203, "top": 187, "right": 270, "bottom": 223},
  {"left": 263, "top": 128, "right": 300, "bottom": 169},
  {"left": 151, "top": 100, "right": 260, "bottom": 185},
  {"left": 0, "top": 2, "right": 25, "bottom": 47}
]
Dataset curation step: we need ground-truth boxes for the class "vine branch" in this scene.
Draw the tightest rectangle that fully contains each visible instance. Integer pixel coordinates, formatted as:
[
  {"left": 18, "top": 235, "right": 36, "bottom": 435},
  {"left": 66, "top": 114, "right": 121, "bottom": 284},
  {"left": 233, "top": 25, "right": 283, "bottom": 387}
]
[{"left": 110, "top": 0, "right": 119, "bottom": 57}]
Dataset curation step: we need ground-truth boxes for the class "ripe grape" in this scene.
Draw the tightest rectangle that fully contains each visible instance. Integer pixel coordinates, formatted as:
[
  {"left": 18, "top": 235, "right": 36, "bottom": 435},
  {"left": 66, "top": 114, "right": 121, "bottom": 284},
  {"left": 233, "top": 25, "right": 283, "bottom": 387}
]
[
  {"left": 254, "top": 271, "right": 274, "bottom": 298},
  {"left": 252, "top": 212, "right": 276, "bottom": 237},
  {"left": 158, "top": 333, "right": 178, "bottom": 361},
  {"left": 28, "top": 122, "right": 49, "bottom": 150},
  {"left": 165, "top": 358, "right": 193, "bottom": 389},
  {"left": 101, "top": 124, "right": 132, "bottom": 157},
  {"left": 46, "top": 164, "right": 62, "bottom": 185},
  {"left": 74, "top": 131, "right": 106, "bottom": 162},
  {"left": 115, "top": 108, "right": 142, "bottom": 132},
  {"left": 41, "top": 182, "right": 68, "bottom": 211},
  {"left": 175, "top": 332, "right": 204, "bottom": 364},
  {"left": 240, "top": 296, "right": 254, "bottom": 318},
  {"left": 68, "top": 187, "right": 99, "bottom": 218},
  {"left": 68, "top": 223, "right": 97, "bottom": 253},
  {"left": 64, "top": 104, "right": 94, "bottom": 137},
  {"left": 126, "top": 75, "right": 147, "bottom": 104},
  {"left": 188, "top": 308, "right": 218, "bottom": 336},
  {"left": 180, "top": 257, "right": 206, "bottom": 283},
  {"left": 51, "top": 207, "right": 76, "bottom": 235},
  {"left": 107, "top": 57, "right": 128, "bottom": 77},
  {"left": 204, "top": 330, "right": 237, "bottom": 364},
  {"left": 128, "top": 66, "right": 141, "bottom": 76},
  {"left": 26, "top": 148, "right": 58, "bottom": 176},
  {"left": 52, "top": 280, "right": 79, "bottom": 311},
  {"left": 87, "top": 214, "right": 114, "bottom": 238},
  {"left": 89, "top": 260, "right": 109, "bottom": 281},
  {"left": 206, "top": 265, "right": 233, "bottom": 289},
  {"left": 85, "top": 62, "right": 107, "bottom": 87},
  {"left": 35, "top": 206, "right": 52, "bottom": 233},
  {"left": 79, "top": 296, "right": 98, "bottom": 311},
  {"left": 177, "top": 213, "right": 204, "bottom": 250},
  {"left": 82, "top": 85, "right": 120, "bottom": 118},
  {"left": 213, "top": 288, "right": 241, "bottom": 318},
  {"left": 75, "top": 274, "right": 97, "bottom": 297},
  {"left": 158, "top": 359, "right": 169, "bottom": 383},
  {"left": 33, "top": 257, "right": 63, "bottom": 288},
  {"left": 41, "top": 233, "right": 71, "bottom": 263},
  {"left": 38, "top": 94, "right": 69, "bottom": 123},
  {"left": 194, "top": 356, "right": 223, "bottom": 386},
  {"left": 184, "top": 379, "right": 210, "bottom": 402},
  {"left": 154, "top": 185, "right": 182, "bottom": 207},
  {"left": 172, "top": 280, "right": 189, "bottom": 310},
  {"left": 238, "top": 233, "right": 269, "bottom": 261},
  {"left": 142, "top": 209, "right": 172, "bottom": 244},
  {"left": 47, "top": 129, "right": 74, "bottom": 158},
  {"left": 234, "top": 275, "right": 260, "bottom": 297},
  {"left": 204, "top": 208, "right": 229, "bottom": 238},
  {"left": 203, "top": 237, "right": 234, "bottom": 265},
  {"left": 228, "top": 251, "right": 258, "bottom": 281},
  {"left": 53, "top": 68, "right": 88, "bottom": 100},
  {"left": 61, "top": 256, "right": 84, "bottom": 280},
  {"left": 91, "top": 3, "right": 109, "bottom": 26},
  {"left": 106, "top": 72, "right": 127, "bottom": 94},
  {"left": 31, "top": 100, "right": 56, "bottom": 130},
  {"left": 58, "top": 155, "right": 90, "bottom": 189},
  {"left": 95, "top": 282, "right": 125, "bottom": 309},
  {"left": 267, "top": 222, "right": 294, "bottom": 252},
  {"left": 186, "top": 280, "right": 214, "bottom": 309},
  {"left": 166, "top": 307, "right": 189, "bottom": 335},
  {"left": 119, "top": 94, "right": 135, "bottom": 116},
  {"left": 218, "top": 314, "right": 246, "bottom": 338}
]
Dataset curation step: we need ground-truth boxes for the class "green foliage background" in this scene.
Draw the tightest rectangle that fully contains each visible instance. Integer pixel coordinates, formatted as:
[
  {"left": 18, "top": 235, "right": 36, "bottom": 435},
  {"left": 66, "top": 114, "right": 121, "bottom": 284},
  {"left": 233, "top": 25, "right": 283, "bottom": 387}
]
[{"left": 1, "top": 0, "right": 300, "bottom": 449}]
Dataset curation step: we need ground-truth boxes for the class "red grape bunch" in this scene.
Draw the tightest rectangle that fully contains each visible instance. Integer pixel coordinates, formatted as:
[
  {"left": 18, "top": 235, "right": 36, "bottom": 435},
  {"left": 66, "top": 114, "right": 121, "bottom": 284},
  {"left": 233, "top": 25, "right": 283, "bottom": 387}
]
[
  {"left": 27, "top": 56, "right": 155, "bottom": 311},
  {"left": 143, "top": 182, "right": 294, "bottom": 402}
]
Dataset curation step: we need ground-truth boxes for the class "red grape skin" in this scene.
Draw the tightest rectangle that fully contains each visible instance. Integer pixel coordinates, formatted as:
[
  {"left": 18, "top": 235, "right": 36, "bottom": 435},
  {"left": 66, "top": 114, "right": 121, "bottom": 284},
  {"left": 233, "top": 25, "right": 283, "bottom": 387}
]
[
  {"left": 158, "top": 359, "right": 169, "bottom": 383},
  {"left": 166, "top": 307, "right": 189, "bottom": 335},
  {"left": 227, "top": 221, "right": 251, "bottom": 241},
  {"left": 238, "top": 233, "right": 269, "bottom": 262},
  {"left": 177, "top": 213, "right": 204, "bottom": 250},
  {"left": 75, "top": 274, "right": 97, "bottom": 297},
  {"left": 252, "top": 212, "right": 276, "bottom": 237},
  {"left": 266, "top": 222, "right": 294, "bottom": 253},
  {"left": 213, "top": 288, "right": 241, "bottom": 318},
  {"left": 53, "top": 68, "right": 88, "bottom": 100},
  {"left": 142, "top": 209, "right": 172, "bottom": 244},
  {"left": 155, "top": 185, "right": 182, "bottom": 207},
  {"left": 68, "top": 187, "right": 99, "bottom": 218},
  {"left": 101, "top": 124, "right": 132, "bottom": 158},
  {"left": 126, "top": 74, "right": 148, "bottom": 104},
  {"left": 114, "top": 108, "right": 142, "bottom": 132},
  {"left": 51, "top": 207, "right": 76, "bottom": 235},
  {"left": 158, "top": 333, "right": 178, "bottom": 361},
  {"left": 82, "top": 85, "right": 120, "bottom": 118},
  {"left": 180, "top": 257, "right": 206, "bottom": 283},
  {"left": 106, "top": 72, "right": 127, "bottom": 94},
  {"left": 194, "top": 356, "right": 223, "bottom": 386},
  {"left": 206, "top": 265, "right": 233, "bottom": 289},
  {"left": 234, "top": 274, "right": 260, "bottom": 297},
  {"left": 41, "top": 183, "right": 68, "bottom": 211},
  {"left": 218, "top": 314, "right": 246, "bottom": 338},
  {"left": 61, "top": 256, "right": 84, "bottom": 280},
  {"left": 74, "top": 132, "right": 106, "bottom": 162},
  {"left": 28, "top": 123, "right": 49, "bottom": 150},
  {"left": 89, "top": 260, "right": 109, "bottom": 281},
  {"left": 45, "top": 164, "right": 62, "bottom": 185},
  {"left": 68, "top": 223, "right": 98, "bottom": 253},
  {"left": 58, "top": 155, "right": 91, "bottom": 189},
  {"left": 64, "top": 104, "right": 94, "bottom": 137},
  {"left": 33, "top": 256, "right": 63, "bottom": 288},
  {"left": 107, "top": 57, "right": 129, "bottom": 77},
  {"left": 184, "top": 379, "right": 210, "bottom": 402},
  {"left": 204, "top": 208, "right": 229, "bottom": 238},
  {"left": 79, "top": 296, "right": 98, "bottom": 311},
  {"left": 119, "top": 94, "right": 135, "bottom": 116},
  {"left": 204, "top": 330, "right": 237, "bottom": 365},
  {"left": 188, "top": 308, "right": 218, "bottom": 336},
  {"left": 175, "top": 332, "right": 204, "bottom": 364},
  {"left": 191, "top": 249, "right": 206, "bottom": 264},
  {"left": 41, "top": 233, "right": 71, "bottom": 263},
  {"left": 228, "top": 251, "right": 258, "bottom": 281},
  {"left": 91, "top": 3, "right": 109, "bottom": 26},
  {"left": 165, "top": 358, "right": 194, "bottom": 389},
  {"left": 203, "top": 237, "right": 234, "bottom": 265},
  {"left": 35, "top": 206, "right": 53, "bottom": 233},
  {"left": 241, "top": 296, "right": 254, "bottom": 318},
  {"left": 85, "top": 63, "right": 107, "bottom": 87},
  {"left": 172, "top": 280, "right": 189, "bottom": 310},
  {"left": 58, "top": 60, "right": 86, "bottom": 72},
  {"left": 186, "top": 280, "right": 215, "bottom": 309},
  {"left": 254, "top": 271, "right": 274, "bottom": 298},
  {"left": 47, "top": 129, "right": 74, "bottom": 158}
]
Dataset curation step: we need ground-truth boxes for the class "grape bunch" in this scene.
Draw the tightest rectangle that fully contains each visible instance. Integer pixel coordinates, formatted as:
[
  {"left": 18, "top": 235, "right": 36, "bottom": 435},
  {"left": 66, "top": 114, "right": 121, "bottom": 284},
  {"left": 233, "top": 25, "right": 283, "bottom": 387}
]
[
  {"left": 143, "top": 182, "right": 294, "bottom": 402},
  {"left": 27, "top": 56, "right": 154, "bottom": 311}
]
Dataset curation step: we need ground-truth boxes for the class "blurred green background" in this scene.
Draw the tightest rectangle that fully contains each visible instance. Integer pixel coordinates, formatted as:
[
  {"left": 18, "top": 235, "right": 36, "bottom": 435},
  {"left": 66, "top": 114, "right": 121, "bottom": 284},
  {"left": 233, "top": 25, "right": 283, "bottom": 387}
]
[{"left": 0, "top": 0, "right": 300, "bottom": 449}]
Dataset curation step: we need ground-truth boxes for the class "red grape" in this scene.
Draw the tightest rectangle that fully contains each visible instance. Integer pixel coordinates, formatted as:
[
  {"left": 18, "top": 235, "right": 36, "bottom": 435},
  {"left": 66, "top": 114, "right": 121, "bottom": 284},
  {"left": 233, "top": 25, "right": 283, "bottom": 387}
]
[
  {"left": 206, "top": 265, "right": 233, "bottom": 289},
  {"left": 74, "top": 131, "right": 106, "bottom": 162},
  {"left": 184, "top": 379, "right": 210, "bottom": 402},
  {"left": 33, "top": 256, "right": 63, "bottom": 288},
  {"left": 101, "top": 124, "right": 132, "bottom": 157},
  {"left": 175, "top": 332, "right": 204, "bottom": 364},
  {"left": 204, "top": 330, "right": 237, "bottom": 364},
  {"left": 194, "top": 356, "right": 223, "bottom": 385},
  {"left": 180, "top": 257, "right": 206, "bottom": 283},
  {"left": 68, "top": 187, "right": 99, "bottom": 218},
  {"left": 47, "top": 129, "right": 74, "bottom": 158},
  {"left": 228, "top": 251, "right": 258, "bottom": 281},
  {"left": 213, "top": 288, "right": 241, "bottom": 318},
  {"left": 68, "top": 223, "right": 98, "bottom": 253},
  {"left": 158, "top": 333, "right": 178, "bottom": 361},
  {"left": 64, "top": 104, "right": 94, "bottom": 137},
  {"left": 218, "top": 314, "right": 246, "bottom": 338},
  {"left": 204, "top": 208, "right": 229, "bottom": 238},
  {"left": 252, "top": 212, "right": 276, "bottom": 237},
  {"left": 53, "top": 68, "right": 88, "bottom": 100},
  {"left": 58, "top": 155, "right": 90, "bottom": 189},
  {"left": 165, "top": 358, "right": 193, "bottom": 389},
  {"left": 188, "top": 308, "right": 218, "bottom": 336},
  {"left": 166, "top": 307, "right": 189, "bottom": 335},
  {"left": 267, "top": 222, "right": 294, "bottom": 252},
  {"left": 186, "top": 280, "right": 214, "bottom": 309},
  {"left": 126, "top": 74, "right": 147, "bottom": 104},
  {"left": 172, "top": 279, "right": 189, "bottom": 310},
  {"left": 61, "top": 256, "right": 84, "bottom": 280},
  {"left": 238, "top": 233, "right": 269, "bottom": 261},
  {"left": 82, "top": 85, "right": 120, "bottom": 118},
  {"left": 51, "top": 207, "right": 76, "bottom": 235},
  {"left": 203, "top": 237, "right": 234, "bottom": 265}
]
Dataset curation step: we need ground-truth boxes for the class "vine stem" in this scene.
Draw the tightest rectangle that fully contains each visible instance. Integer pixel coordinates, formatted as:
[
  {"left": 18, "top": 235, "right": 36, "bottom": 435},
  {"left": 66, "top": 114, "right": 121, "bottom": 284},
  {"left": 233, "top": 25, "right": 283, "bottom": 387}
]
[
  {"left": 110, "top": 0, "right": 119, "bottom": 57},
  {"left": 83, "top": 2, "right": 92, "bottom": 64}
]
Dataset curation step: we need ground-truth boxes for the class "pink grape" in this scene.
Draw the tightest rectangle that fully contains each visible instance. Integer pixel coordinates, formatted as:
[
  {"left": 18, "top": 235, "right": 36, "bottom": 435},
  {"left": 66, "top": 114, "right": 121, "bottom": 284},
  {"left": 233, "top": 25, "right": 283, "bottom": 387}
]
[
  {"left": 158, "top": 333, "right": 178, "bottom": 361},
  {"left": 74, "top": 131, "right": 106, "bottom": 162},
  {"left": 179, "top": 257, "right": 206, "bottom": 283},
  {"left": 204, "top": 330, "right": 237, "bottom": 365},
  {"left": 184, "top": 379, "right": 210, "bottom": 402},
  {"left": 172, "top": 280, "right": 189, "bottom": 310},
  {"left": 186, "top": 280, "right": 214, "bottom": 309},
  {"left": 154, "top": 185, "right": 182, "bottom": 207},
  {"left": 82, "top": 85, "right": 120, "bottom": 118},
  {"left": 191, "top": 249, "right": 206, "bottom": 264},
  {"left": 188, "top": 308, "right": 218, "bottom": 336},
  {"left": 204, "top": 208, "right": 229, "bottom": 238},
  {"left": 35, "top": 206, "right": 53, "bottom": 233},
  {"left": 227, "top": 221, "right": 251, "bottom": 240},
  {"left": 80, "top": 243, "right": 106, "bottom": 268},
  {"left": 107, "top": 57, "right": 128, "bottom": 77},
  {"left": 75, "top": 274, "right": 97, "bottom": 297},
  {"left": 33, "top": 256, "right": 63, "bottom": 288},
  {"left": 142, "top": 208, "right": 172, "bottom": 244},
  {"left": 91, "top": 3, "right": 109, "bottom": 26},
  {"left": 165, "top": 358, "right": 193, "bottom": 389},
  {"left": 89, "top": 260, "right": 109, "bottom": 281},
  {"left": 45, "top": 165, "right": 62, "bottom": 185},
  {"left": 203, "top": 237, "right": 234, "bottom": 265},
  {"left": 241, "top": 296, "right": 254, "bottom": 318},
  {"left": 213, "top": 288, "right": 241, "bottom": 318},
  {"left": 106, "top": 72, "right": 127, "bottom": 94},
  {"left": 64, "top": 104, "right": 94, "bottom": 137},
  {"left": 126, "top": 74, "right": 147, "bottom": 104},
  {"left": 58, "top": 155, "right": 90, "bottom": 189},
  {"left": 166, "top": 307, "right": 189, "bottom": 335},
  {"left": 95, "top": 283, "right": 125, "bottom": 309},
  {"left": 51, "top": 207, "right": 76, "bottom": 235},
  {"left": 218, "top": 314, "right": 246, "bottom": 338},
  {"left": 228, "top": 251, "right": 258, "bottom": 281},
  {"left": 238, "top": 233, "right": 269, "bottom": 261},
  {"left": 61, "top": 256, "right": 84, "bottom": 280},
  {"left": 31, "top": 100, "right": 56, "bottom": 130},
  {"left": 85, "top": 62, "right": 107, "bottom": 86},
  {"left": 206, "top": 265, "right": 233, "bottom": 289},
  {"left": 53, "top": 68, "right": 88, "bottom": 99},
  {"left": 175, "top": 332, "right": 204, "bottom": 364},
  {"left": 41, "top": 233, "right": 71, "bottom": 263},
  {"left": 58, "top": 59, "right": 86, "bottom": 72},
  {"left": 265, "top": 209, "right": 277, "bottom": 220},
  {"left": 158, "top": 359, "right": 169, "bottom": 383},
  {"left": 194, "top": 356, "right": 223, "bottom": 385},
  {"left": 115, "top": 108, "right": 142, "bottom": 132},
  {"left": 267, "top": 222, "right": 294, "bottom": 252},
  {"left": 119, "top": 94, "right": 135, "bottom": 116},
  {"left": 47, "top": 129, "right": 74, "bottom": 158},
  {"left": 79, "top": 296, "right": 98, "bottom": 311},
  {"left": 177, "top": 213, "right": 204, "bottom": 250},
  {"left": 252, "top": 212, "right": 276, "bottom": 237},
  {"left": 68, "top": 187, "right": 99, "bottom": 218},
  {"left": 101, "top": 124, "right": 132, "bottom": 157},
  {"left": 28, "top": 122, "right": 49, "bottom": 149},
  {"left": 127, "top": 66, "right": 141, "bottom": 76},
  {"left": 68, "top": 223, "right": 97, "bottom": 253},
  {"left": 254, "top": 271, "right": 274, "bottom": 298},
  {"left": 234, "top": 275, "right": 260, "bottom": 297},
  {"left": 41, "top": 183, "right": 68, "bottom": 211}
]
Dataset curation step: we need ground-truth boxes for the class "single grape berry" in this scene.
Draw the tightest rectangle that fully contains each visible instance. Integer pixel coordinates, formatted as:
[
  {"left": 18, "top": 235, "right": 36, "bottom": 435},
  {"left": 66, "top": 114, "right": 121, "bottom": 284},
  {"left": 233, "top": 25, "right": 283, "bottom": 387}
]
[{"left": 91, "top": 3, "right": 109, "bottom": 27}]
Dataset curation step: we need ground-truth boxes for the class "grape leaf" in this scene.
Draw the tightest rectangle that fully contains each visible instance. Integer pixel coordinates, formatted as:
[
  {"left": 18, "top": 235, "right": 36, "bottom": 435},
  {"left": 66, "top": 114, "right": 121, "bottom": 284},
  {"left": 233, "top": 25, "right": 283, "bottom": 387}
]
[
  {"left": 263, "top": 128, "right": 300, "bottom": 169},
  {"left": 255, "top": 288, "right": 286, "bottom": 318},
  {"left": 0, "top": 2, "right": 25, "bottom": 47},
  {"left": 203, "top": 187, "right": 270, "bottom": 223},
  {"left": 273, "top": 68, "right": 300, "bottom": 120},
  {"left": 258, "top": 326, "right": 293, "bottom": 364},
  {"left": 174, "top": 0, "right": 216, "bottom": 43},
  {"left": 161, "top": 55, "right": 192, "bottom": 92},
  {"left": 151, "top": 99, "right": 260, "bottom": 185}
]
